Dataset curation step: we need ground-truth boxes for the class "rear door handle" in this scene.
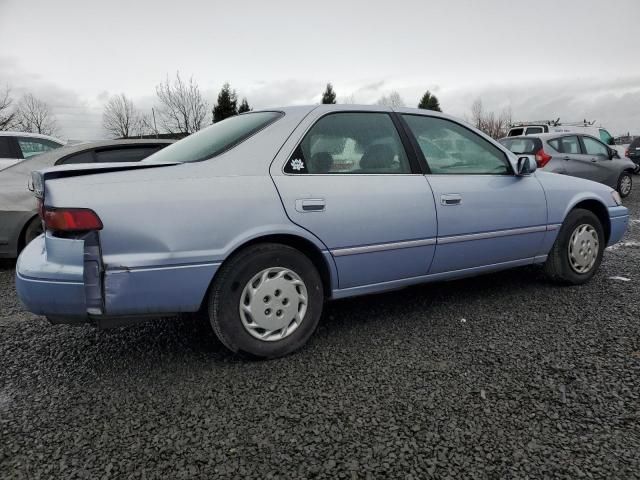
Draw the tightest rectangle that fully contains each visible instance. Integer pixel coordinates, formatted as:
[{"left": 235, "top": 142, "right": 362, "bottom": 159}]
[
  {"left": 295, "top": 198, "right": 325, "bottom": 212},
  {"left": 440, "top": 194, "right": 462, "bottom": 206},
  {"left": 562, "top": 156, "right": 571, "bottom": 161}
]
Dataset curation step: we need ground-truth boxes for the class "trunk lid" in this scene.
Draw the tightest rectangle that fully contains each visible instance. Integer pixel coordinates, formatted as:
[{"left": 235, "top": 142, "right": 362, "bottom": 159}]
[{"left": 30, "top": 161, "right": 179, "bottom": 199}]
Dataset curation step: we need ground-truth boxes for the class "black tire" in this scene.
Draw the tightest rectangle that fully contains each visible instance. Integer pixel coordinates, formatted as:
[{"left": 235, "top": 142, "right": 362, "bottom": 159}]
[
  {"left": 544, "top": 208, "right": 605, "bottom": 285},
  {"left": 22, "top": 216, "right": 43, "bottom": 249},
  {"left": 617, "top": 171, "right": 633, "bottom": 198},
  {"left": 208, "top": 243, "right": 324, "bottom": 358}
]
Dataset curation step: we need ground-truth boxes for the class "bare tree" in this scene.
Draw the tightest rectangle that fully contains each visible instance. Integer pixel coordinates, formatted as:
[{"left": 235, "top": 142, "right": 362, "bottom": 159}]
[
  {"left": 102, "top": 94, "right": 141, "bottom": 138},
  {"left": 155, "top": 72, "right": 207, "bottom": 134},
  {"left": 15, "top": 94, "right": 58, "bottom": 136},
  {"left": 376, "top": 91, "right": 405, "bottom": 108},
  {"left": 340, "top": 93, "right": 357, "bottom": 104},
  {"left": 470, "top": 99, "right": 484, "bottom": 130},
  {"left": 468, "top": 98, "right": 512, "bottom": 139},
  {"left": 0, "top": 86, "right": 17, "bottom": 130}
]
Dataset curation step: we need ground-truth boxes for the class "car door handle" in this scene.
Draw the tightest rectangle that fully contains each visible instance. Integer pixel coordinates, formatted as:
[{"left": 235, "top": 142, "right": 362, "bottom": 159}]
[
  {"left": 295, "top": 198, "right": 325, "bottom": 212},
  {"left": 441, "top": 194, "right": 462, "bottom": 206},
  {"left": 562, "top": 156, "right": 571, "bottom": 161},
  {"left": 591, "top": 158, "right": 598, "bottom": 163}
]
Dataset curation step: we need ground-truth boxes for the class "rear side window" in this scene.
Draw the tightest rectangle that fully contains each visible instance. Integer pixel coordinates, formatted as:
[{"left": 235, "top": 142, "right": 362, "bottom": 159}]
[
  {"left": 285, "top": 112, "right": 410, "bottom": 174},
  {"left": 145, "top": 112, "right": 282, "bottom": 164},
  {"left": 0, "top": 137, "right": 15, "bottom": 158},
  {"left": 17, "top": 137, "right": 61, "bottom": 158},
  {"left": 499, "top": 137, "right": 540, "bottom": 154},
  {"left": 403, "top": 115, "right": 511, "bottom": 175},
  {"left": 548, "top": 136, "right": 580, "bottom": 154},
  {"left": 525, "top": 127, "right": 544, "bottom": 135},
  {"left": 95, "top": 147, "right": 161, "bottom": 163}
]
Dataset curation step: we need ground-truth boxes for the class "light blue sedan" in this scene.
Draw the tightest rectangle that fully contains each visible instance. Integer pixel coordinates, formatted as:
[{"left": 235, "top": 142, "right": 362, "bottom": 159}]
[{"left": 16, "top": 105, "right": 629, "bottom": 358}]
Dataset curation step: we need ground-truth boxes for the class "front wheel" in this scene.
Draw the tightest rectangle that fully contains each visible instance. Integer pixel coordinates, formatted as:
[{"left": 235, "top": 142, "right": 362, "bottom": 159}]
[
  {"left": 617, "top": 171, "right": 633, "bottom": 197},
  {"left": 544, "top": 208, "right": 605, "bottom": 285},
  {"left": 208, "top": 243, "right": 324, "bottom": 358}
]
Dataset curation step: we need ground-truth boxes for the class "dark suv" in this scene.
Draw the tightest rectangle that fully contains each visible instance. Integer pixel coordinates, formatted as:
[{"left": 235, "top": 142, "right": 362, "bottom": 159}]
[{"left": 625, "top": 137, "right": 640, "bottom": 173}]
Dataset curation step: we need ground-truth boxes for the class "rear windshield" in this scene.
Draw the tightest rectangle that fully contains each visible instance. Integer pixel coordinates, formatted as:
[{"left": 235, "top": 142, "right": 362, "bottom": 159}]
[
  {"left": 630, "top": 137, "right": 640, "bottom": 149},
  {"left": 499, "top": 137, "right": 540, "bottom": 154},
  {"left": 145, "top": 112, "right": 283, "bottom": 163}
]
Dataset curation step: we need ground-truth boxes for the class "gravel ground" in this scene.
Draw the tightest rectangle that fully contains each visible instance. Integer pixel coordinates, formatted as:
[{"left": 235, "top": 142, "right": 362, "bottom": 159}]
[{"left": 1, "top": 193, "right": 639, "bottom": 480}]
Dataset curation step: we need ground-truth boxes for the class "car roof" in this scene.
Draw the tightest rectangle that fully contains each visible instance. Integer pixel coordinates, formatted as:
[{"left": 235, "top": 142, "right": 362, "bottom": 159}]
[{"left": 0, "top": 131, "right": 65, "bottom": 143}]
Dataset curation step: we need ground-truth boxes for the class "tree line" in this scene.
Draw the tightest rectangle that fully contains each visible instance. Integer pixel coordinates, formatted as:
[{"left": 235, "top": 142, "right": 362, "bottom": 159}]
[
  {"left": 0, "top": 86, "right": 58, "bottom": 136},
  {"left": 0, "top": 76, "right": 513, "bottom": 140}
]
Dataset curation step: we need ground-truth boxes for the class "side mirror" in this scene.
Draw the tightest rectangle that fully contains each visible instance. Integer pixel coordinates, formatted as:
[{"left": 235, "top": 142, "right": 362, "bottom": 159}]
[
  {"left": 517, "top": 156, "right": 537, "bottom": 175},
  {"left": 608, "top": 149, "right": 619, "bottom": 160}
]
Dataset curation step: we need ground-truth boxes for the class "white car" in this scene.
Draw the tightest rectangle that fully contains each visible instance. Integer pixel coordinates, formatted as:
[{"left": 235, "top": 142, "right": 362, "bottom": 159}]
[{"left": 0, "top": 132, "right": 65, "bottom": 171}]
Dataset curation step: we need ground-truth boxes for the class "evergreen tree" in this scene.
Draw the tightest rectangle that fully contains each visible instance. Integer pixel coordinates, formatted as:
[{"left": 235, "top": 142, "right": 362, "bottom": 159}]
[
  {"left": 212, "top": 83, "right": 238, "bottom": 123},
  {"left": 321, "top": 83, "right": 337, "bottom": 104},
  {"left": 238, "top": 97, "right": 251, "bottom": 113},
  {"left": 418, "top": 90, "right": 441, "bottom": 112}
]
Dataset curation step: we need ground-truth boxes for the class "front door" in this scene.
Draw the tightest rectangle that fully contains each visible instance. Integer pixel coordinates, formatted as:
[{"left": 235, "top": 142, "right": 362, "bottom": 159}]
[
  {"left": 270, "top": 109, "right": 438, "bottom": 290},
  {"left": 400, "top": 113, "right": 548, "bottom": 274}
]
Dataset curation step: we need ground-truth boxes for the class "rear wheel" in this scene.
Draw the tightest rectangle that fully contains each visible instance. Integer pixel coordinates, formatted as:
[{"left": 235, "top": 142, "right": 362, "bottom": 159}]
[
  {"left": 544, "top": 208, "right": 604, "bottom": 285},
  {"left": 617, "top": 171, "right": 633, "bottom": 197},
  {"left": 208, "top": 243, "right": 324, "bottom": 358},
  {"left": 22, "top": 216, "right": 43, "bottom": 249}
]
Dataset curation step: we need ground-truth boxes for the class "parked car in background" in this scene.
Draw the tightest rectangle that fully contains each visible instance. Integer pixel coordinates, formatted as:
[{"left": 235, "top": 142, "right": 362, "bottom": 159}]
[
  {"left": 15, "top": 105, "right": 629, "bottom": 358},
  {"left": 0, "top": 132, "right": 65, "bottom": 171},
  {"left": 0, "top": 139, "right": 173, "bottom": 258},
  {"left": 625, "top": 137, "right": 640, "bottom": 172},
  {"left": 500, "top": 133, "right": 636, "bottom": 197},
  {"left": 507, "top": 121, "right": 628, "bottom": 158}
]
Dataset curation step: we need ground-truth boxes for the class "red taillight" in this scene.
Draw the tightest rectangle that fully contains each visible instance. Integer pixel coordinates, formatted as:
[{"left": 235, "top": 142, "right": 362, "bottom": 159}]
[
  {"left": 535, "top": 148, "right": 552, "bottom": 168},
  {"left": 42, "top": 207, "right": 103, "bottom": 232}
]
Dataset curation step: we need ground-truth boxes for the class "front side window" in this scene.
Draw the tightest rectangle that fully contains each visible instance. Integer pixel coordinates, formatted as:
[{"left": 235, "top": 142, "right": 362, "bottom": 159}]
[
  {"left": 548, "top": 136, "right": 580, "bottom": 154},
  {"left": 285, "top": 112, "right": 410, "bottom": 174},
  {"left": 145, "top": 112, "right": 283, "bottom": 164},
  {"left": 17, "top": 137, "right": 61, "bottom": 158},
  {"left": 582, "top": 136, "right": 609, "bottom": 157},
  {"left": 403, "top": 115, "right": 511, "bottom": 175},
  {"left": 599, "top": 129, "right": 613, "bottom": 145}
]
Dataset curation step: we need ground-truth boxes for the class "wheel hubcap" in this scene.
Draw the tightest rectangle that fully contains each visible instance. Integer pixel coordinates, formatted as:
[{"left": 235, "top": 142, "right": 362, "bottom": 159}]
[
  {"left": 239, "top": 267, "right": 308, "bottom": 341},
  {"left": 620, "top": 175, "right": 632, "bottom": 195},
  {"left": 568, "top": 224, "right": 599, "bottom": 274}
]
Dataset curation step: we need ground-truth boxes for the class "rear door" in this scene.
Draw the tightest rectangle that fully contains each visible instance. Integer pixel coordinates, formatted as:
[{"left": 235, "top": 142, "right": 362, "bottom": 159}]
[
  {"left": 400, "top": 113, "right": 548, "bottom": 274},
  {"left": 270, "top": 108, "right": 438, "bottom": 290},
  {"left": 547, "top": 135, "right": 583, "bottom": 175}
]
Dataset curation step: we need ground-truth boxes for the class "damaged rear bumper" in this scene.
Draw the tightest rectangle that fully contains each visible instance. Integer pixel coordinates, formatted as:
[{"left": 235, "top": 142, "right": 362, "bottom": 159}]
[{"left": 15, "top": 232, "right": 220, "bottom": 325}]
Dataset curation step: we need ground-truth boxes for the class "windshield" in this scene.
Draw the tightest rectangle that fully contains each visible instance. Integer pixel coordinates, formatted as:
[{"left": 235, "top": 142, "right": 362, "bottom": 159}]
[{"left": 144, "top": 112, "right": 283, "bottom": 163}]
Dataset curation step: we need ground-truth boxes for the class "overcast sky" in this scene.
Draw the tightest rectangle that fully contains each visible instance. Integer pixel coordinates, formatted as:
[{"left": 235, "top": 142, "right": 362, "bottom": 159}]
[{"left": 1, "top": 0, "right": 639, "bottom": 139}]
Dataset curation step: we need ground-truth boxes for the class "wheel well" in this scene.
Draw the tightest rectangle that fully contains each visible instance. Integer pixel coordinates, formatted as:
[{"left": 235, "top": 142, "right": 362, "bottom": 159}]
[
  {"left": 17, "top": 214, "right": 39, "bottom": 253},
  {"left": 215, "top": 234, "right": 333, "bottom": 299},
  {"left": 572, "top": 200, "right": 610, "bottom": 244}
]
